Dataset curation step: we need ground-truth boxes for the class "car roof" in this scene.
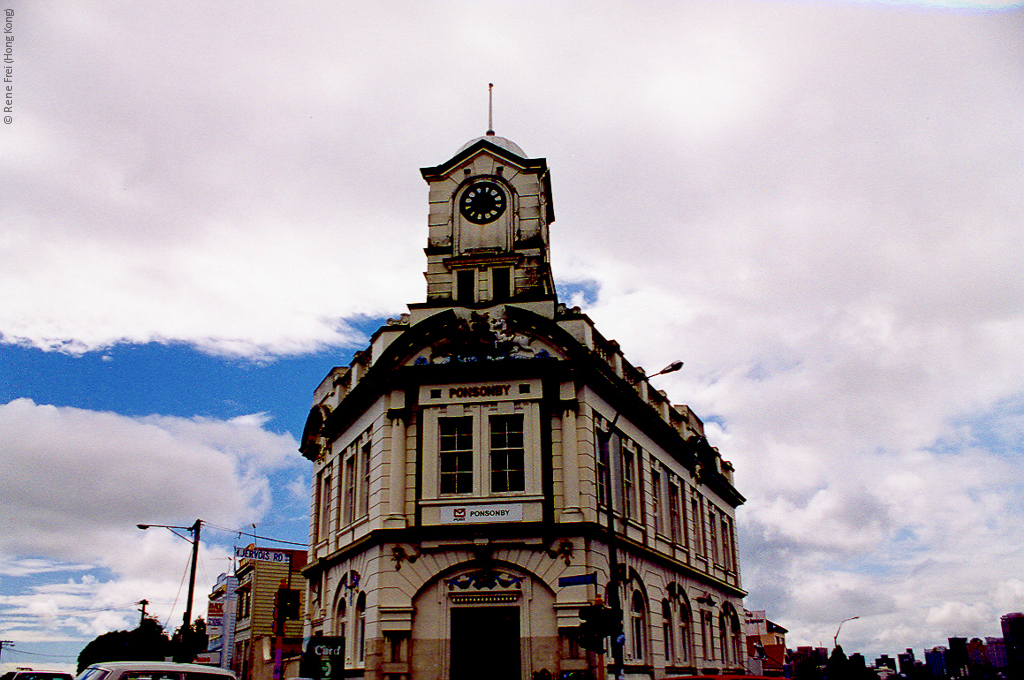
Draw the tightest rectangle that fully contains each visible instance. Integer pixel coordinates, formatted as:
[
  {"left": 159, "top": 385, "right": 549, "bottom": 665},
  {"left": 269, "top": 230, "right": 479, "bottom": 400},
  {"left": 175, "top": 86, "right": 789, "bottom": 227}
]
[{"left": 85, "top": 664, "right": 233, "bottom": 675}]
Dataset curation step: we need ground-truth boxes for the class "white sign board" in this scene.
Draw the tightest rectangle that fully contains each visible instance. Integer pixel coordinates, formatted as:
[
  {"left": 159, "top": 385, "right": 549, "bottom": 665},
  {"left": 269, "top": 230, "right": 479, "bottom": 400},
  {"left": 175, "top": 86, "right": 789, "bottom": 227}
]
[
  {"left": 440, "top": 503, "right": 523, "bottom": 524},
  {"left": 234, "top": 546, "right": 291, "bottom": 563}
]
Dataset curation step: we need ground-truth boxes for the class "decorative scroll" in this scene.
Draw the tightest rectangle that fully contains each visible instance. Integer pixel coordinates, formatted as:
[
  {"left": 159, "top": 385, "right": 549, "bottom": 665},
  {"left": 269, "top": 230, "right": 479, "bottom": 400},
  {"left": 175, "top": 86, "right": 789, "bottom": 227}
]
[{"left": 445, "top": 570, "right": 524, "bottom": 591}]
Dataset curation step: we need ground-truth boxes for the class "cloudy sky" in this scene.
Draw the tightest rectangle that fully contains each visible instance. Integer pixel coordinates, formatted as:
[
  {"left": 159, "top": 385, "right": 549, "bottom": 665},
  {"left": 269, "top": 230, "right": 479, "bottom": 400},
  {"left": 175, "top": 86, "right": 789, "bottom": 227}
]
[{"left": 2, "top": 0, "right": 1023, "bottom": 670}]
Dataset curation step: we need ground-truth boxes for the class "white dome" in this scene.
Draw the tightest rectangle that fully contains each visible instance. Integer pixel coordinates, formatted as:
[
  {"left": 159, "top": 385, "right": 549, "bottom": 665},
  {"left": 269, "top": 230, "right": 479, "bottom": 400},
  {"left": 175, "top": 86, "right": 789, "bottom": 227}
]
[{"left": 457, "top": 133, "right": 526, "bottom": 158}]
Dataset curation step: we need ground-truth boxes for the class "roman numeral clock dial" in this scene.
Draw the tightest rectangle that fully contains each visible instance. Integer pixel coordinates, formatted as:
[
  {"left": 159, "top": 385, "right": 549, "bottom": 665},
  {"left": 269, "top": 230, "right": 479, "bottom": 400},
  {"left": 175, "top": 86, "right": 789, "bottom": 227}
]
[{"left": 459, "top": 181, "right": 507, "bottom": 224}]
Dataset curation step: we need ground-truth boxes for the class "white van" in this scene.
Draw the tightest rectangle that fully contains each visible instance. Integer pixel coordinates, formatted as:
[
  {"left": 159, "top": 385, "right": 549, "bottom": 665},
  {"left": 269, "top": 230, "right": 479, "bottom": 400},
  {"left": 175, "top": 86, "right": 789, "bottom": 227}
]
[{"left": 75, "top": 663, "right": 235, "bottom": 680}]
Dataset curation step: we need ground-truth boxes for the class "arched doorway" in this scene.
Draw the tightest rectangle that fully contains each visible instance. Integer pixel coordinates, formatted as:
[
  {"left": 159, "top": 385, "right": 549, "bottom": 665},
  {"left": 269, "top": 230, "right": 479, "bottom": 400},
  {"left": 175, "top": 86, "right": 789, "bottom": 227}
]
[{"left": 411, "top": 563, "right": 557, "bottom": 680}]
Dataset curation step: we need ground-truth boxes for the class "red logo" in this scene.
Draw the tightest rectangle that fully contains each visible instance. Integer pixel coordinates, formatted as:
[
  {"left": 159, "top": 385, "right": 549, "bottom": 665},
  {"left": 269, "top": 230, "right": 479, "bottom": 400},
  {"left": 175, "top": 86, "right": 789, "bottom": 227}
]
[{"left": 453, "top": 508, "right": 466, "bottom": 521}]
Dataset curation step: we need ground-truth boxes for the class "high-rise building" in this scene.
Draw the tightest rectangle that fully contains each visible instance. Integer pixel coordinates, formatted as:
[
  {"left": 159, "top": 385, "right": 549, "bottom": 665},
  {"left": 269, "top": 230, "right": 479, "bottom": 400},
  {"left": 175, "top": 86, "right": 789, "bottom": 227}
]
[
  {"left": 924, "top": 646, "right": 947, "bottom": 679},
  {"left": 1003, "top": 612, "right": 1024, "bottom": 677},
  {"left": 300, "top": 130, "right": 746, "bottom": 680}
]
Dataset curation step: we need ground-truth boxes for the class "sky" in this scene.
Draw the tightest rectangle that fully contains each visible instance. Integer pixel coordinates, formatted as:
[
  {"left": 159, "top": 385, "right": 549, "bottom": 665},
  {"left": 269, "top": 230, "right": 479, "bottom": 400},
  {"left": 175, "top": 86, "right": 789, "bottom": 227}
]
[{"left": 2, "top": 0, "right": 1024, "bottom": 671}]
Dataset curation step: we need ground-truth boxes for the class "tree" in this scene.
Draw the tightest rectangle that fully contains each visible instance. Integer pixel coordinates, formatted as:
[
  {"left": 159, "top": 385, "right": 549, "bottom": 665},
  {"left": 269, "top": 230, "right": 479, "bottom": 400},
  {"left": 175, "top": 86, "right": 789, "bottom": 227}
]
[
  {"left": 170, "top": 617, "right": 208, "bottom": 663},
  {"left": 826, "top": 645, "right": 851, "bottom": 680},
  {"left": 77, "top": 617, "right": 171, "bottom": 673}
]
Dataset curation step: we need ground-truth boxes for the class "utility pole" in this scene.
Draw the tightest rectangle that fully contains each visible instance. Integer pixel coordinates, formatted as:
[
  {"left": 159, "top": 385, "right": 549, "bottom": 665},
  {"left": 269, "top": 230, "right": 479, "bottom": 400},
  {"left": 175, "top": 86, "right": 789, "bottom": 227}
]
[
  {"left": 0, "top": 640, "right": 14, "bottom": 665},
  {"left": 138, "top": 599, "right": 149, "bottom": 627},
  {"left": 184, "top": 519, "right": 201, "bottom": 630},
  {"left": 136, "top": 519, "right": 203, "bottom": 630}
]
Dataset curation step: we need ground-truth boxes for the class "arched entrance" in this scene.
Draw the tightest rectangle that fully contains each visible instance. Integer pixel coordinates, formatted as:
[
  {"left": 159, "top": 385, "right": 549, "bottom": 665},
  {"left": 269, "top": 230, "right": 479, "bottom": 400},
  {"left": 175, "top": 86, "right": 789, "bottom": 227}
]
[{"left": 411, "top": 563, "right": 557, "bottom": 680}]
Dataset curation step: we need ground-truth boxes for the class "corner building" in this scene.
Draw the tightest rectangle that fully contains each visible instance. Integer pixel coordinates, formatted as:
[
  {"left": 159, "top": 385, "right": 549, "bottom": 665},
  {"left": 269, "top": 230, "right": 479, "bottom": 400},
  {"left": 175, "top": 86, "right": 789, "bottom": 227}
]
[{"left": 300, "top": 131, "right": 746, "bottom": 680}]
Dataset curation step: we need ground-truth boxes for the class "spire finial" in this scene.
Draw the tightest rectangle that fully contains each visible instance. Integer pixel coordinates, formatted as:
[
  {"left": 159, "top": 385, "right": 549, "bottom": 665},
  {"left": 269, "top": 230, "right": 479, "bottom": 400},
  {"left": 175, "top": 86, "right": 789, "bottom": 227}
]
[{"left": 486, "top": 83, "right": 495, "bottom": 136}]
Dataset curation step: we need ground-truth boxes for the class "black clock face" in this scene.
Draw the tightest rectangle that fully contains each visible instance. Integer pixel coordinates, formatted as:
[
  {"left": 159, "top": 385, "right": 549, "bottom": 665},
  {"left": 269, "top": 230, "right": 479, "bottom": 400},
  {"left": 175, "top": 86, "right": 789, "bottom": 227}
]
[{"left": 459, "top": 181, "right": 507, "bottom": 224}]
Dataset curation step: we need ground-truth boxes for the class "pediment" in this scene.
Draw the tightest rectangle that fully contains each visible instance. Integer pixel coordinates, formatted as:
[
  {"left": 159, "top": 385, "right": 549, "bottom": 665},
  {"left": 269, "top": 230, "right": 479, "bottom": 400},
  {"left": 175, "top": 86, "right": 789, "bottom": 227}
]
[{"left": 404, "top": 307, "right": 567, "bottom": 367}]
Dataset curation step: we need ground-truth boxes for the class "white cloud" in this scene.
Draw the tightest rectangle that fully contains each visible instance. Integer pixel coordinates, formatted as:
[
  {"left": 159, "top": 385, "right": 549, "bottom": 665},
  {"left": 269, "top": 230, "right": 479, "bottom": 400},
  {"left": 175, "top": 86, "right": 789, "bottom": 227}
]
[{"left": 0, "top": 398, "right": 305, "bottom": 647}]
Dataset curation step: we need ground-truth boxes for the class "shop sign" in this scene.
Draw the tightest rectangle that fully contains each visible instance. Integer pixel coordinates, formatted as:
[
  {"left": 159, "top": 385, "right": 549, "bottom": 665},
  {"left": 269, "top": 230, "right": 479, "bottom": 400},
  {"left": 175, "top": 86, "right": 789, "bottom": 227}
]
[{"left": 440, "top": 503, "right": 523, "bottom": 524}]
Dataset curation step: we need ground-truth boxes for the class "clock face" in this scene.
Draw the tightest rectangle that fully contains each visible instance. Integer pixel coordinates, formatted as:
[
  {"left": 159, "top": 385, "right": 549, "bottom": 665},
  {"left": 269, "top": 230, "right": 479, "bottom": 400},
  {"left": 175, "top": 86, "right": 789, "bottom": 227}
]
[{"left": 459, "top": 181, "right": 507, "bottom": 224}]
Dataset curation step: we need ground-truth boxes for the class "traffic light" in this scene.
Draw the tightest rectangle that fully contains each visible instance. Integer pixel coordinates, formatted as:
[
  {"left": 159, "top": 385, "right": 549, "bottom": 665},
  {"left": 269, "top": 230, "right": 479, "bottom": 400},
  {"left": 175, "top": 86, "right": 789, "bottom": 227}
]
[
  {"left": 279, "top": 588, "right": 301, "bottom": 619},
  {"left": 577, "top": 603, "right": 624, "bottom": 653},
  {"left": 577, "top": 603, "right": 607, "bottom": 653}
]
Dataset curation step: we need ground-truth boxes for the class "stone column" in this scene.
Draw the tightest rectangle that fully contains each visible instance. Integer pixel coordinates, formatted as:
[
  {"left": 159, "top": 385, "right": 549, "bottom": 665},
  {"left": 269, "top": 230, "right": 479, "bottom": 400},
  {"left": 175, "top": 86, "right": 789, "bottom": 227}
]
[{"left": 385, "top": 391, "right": 408, "bottom": 528}]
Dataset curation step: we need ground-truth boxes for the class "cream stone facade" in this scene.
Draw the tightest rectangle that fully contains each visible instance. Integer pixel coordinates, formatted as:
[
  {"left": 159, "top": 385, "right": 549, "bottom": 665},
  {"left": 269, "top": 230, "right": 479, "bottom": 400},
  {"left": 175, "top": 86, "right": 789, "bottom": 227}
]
[{"left": 300, "top": 132, "right": 746, "bottom": 680}]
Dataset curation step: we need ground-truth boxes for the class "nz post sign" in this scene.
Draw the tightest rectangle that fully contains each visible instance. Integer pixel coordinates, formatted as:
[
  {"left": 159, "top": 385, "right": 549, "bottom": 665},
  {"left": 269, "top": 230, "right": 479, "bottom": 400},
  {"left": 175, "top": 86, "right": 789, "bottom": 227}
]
[
  {"left": 440, "top": 503, "right": 523, "bottom": 524},
  {"left": 235, "top": 546, "right": 291, "bottom": 564}
]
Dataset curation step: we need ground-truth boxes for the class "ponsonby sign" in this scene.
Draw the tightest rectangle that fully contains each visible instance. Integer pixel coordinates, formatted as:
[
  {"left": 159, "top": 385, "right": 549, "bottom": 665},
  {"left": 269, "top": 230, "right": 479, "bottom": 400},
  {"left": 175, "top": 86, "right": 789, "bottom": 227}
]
[{"left": 440, "top": 503, "right": 523, "bottom": 524}]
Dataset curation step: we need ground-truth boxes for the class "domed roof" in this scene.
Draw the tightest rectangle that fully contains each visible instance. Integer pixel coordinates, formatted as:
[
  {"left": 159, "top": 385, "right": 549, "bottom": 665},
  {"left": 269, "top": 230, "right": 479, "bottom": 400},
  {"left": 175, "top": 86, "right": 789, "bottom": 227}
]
[{"left": 456, "top": 131, "right": 526, "bottom": 158}]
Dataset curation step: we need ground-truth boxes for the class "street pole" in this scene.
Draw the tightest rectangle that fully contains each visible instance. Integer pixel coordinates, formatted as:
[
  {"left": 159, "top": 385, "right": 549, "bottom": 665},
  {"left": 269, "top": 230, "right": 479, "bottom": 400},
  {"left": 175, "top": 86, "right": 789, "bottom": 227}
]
[
  {"left": 599, "top": 361, "right": 681, "bottom": 680},
  {"left": 137, "top": 519, "right": 203, "bottom": 632},
  {"left": 184, "top": 519, "right": 202, "bottom": 629},
  {"left": 600, "top": 425, "right": 624, "bottom": 680},
  {"left": 834, "top": 616, "right": 859, "bottom": 648}
]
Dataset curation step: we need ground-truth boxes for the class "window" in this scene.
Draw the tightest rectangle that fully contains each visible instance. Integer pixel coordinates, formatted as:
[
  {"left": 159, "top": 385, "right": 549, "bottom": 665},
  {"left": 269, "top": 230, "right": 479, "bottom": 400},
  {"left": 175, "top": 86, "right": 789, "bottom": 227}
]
[
  {"left": 355, "top": 593, "right": 367, "bottom": 663},
  {"left": 335, "top": 599, "right": 347, "bottom": 664},
  {"left": 692, "top": 497, "right": 703, "bottom": 555},
  {"left": 651, "top": 469, "right": 662, "bottom": 534},
  {"left": 237, "top": 588, "right": 251, "bottom": 620},
  {"left": 492, "top": 267, "right": 511, "bottom": 301},
  {"left": 701, "top": 610, "right": 713, "bottom": 660},
  {"left": 630, "top": 592, "right": 647, "bottom": 660},
  {"left": 679, "top": 602, "right": 691, "bottom": 663},
  {"left": 622, "top": 446, "right": 635, "bottom": 519},
  {"left": 709, "top": 507, "right": 719, "bottom": 565},
  {"left": 439, "top": 417, "right": 474, "bottom": 494},
  {"left": 490, "top": 414, "right": 524, "bottom": 492},
  {"left": 722, "top": 516, "right": 733, "bottom": 571},
  {"left": 668, "top": 482, "right": 681, "bottom": 543},
  {"left": 662, "top": 600, "right": 674, "bottom": 662},
  {"left": 596, "top": 432, "right": 609, "bottom": 508},
  {"left": 344, "top": 453, "right": 356, "bottom": 525},
  {"left": 317, "top": 469, "right": 332, "bottom": 540},
  {"left": 718, "top": 611, "right": 730, "bottom": 665},
  {"left": 360, "top": 441, "right": 371, "bottom": 517},
  {"left": 457, "top": 270, "right": 475, "bottom": 303}
]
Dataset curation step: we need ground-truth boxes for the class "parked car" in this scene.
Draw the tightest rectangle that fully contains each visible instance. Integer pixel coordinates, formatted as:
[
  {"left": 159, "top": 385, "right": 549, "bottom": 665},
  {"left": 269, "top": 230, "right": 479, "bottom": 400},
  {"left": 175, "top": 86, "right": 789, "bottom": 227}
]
[
  {"left": 74, "top": 663, "right": 235, "bottom": 680},
  {"left": 1, "top": 671, "right": 73, "bottom": 680}
]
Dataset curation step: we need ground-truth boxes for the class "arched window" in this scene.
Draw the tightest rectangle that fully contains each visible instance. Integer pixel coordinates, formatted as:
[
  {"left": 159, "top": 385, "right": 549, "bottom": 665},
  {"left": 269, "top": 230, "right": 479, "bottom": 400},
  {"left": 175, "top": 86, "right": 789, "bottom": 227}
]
[
  {"left": 662, "top": 600, "right": 674, "bottom": 662},
  {"left": 719, "top": 611, "right": 729, "bottom": 664},
  {"left": 678, "top": 601, "right": 691, "bottom": 663},
  {"left": 727, "top": 607, "right": 742, "bottom": 666},
  {"left": 630, "top": 592, "right": 648, "bottom": 661},
  {"left": 355, "top": 593, "right": 367, "bottom": 663}
]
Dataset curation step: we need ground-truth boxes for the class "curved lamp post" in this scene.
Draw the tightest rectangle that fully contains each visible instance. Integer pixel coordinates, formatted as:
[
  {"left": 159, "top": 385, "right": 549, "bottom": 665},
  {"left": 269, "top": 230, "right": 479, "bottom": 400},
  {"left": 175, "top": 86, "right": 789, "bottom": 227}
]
[
  {"left": 834, "top": 615, "right": 859, "bottom": 648},
  {"left": 602, "top": 360, "right": 682, "bottom": 680},
  {"left": 137, "top": 519, "right": 202, "bottom": 628}
]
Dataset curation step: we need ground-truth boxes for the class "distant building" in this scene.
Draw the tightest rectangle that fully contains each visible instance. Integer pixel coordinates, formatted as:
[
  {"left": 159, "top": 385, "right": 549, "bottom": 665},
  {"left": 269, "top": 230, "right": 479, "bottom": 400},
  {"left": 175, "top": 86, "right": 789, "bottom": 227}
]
[
  {"left": 875, "top": 654, "right": 897, "bottom": 671},
  {"left": 947, "top": 636, "right": 968, "bottom": 677},
  {"left": 232, "top": 547, "right": 307, "bottom": 680},
  {"left": 299, "top": 131, "right": 748, "bottom": 680},
  {"left": 204, "top": 573, "right": 238, "bottom": 669},
  {"left": 985, "top": 636, "right": 1007, "bottom": 671},
  {"left": 1002, "top": 612, "right": 1024, "bottom": 676},
  {"left": 897, "top": 648, "right": 915, "bottom": 676},
  {"left": 924, "top": 646, "right": 947, "bottom": 679},
  {"left": 743, "top": 609, "right": 786, "bottom": 676}
]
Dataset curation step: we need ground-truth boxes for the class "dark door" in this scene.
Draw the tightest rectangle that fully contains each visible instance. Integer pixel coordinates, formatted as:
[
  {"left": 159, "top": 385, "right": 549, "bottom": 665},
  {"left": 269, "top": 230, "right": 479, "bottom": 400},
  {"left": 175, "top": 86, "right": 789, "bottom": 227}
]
[{"left": 450, "top": 606, "right": 520, "bottom": 680}]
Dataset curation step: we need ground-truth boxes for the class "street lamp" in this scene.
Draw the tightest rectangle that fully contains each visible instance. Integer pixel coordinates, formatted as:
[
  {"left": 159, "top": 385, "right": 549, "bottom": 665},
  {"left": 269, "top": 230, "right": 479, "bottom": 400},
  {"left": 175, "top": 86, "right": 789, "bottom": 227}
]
[
  {"left": 137, "top": 519, "right": 202, "bottom": 629},
  {"left": 600, "top": 359, "right": 683, "bottom": 680},
  {"left": 834, "top": 615, "right": 859, "bottom": 648}
]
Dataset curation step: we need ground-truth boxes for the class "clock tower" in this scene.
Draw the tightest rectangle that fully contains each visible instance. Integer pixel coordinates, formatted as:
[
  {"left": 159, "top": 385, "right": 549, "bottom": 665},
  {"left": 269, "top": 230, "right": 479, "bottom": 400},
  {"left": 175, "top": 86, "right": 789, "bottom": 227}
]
[{"left": 413, "top": 130, "right": 556, "bottom": 323}]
